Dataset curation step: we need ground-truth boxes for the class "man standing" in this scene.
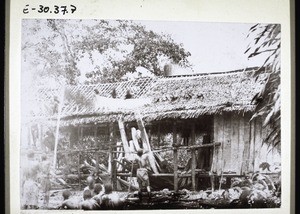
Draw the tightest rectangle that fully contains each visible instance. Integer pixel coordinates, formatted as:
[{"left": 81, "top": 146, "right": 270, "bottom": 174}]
[
  {"left": 21, "top": 150, "right": 40, "bottom": 209},
  {"left": 135, "top": 149, "right": 151, "bottom": 195}
]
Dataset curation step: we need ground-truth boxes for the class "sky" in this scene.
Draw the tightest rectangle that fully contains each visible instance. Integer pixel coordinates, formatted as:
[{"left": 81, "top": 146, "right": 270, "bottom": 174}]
[
  {"left": 22, "top": 19, "right": 270, "bottom": 86},
  {"left": 137, "top": 20, "right": 265, "bottom": 74}
]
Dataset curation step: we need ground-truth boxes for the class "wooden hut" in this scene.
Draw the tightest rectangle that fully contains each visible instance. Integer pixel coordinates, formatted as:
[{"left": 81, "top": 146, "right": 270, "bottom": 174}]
[{"left": 22, "top": 67, "right": 280, "bottom": 191}]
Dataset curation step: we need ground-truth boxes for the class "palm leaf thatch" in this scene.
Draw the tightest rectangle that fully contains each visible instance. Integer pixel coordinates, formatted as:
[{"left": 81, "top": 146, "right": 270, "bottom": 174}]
[{"left": 24, "top": 68, "right": 266, "bottom": 126}]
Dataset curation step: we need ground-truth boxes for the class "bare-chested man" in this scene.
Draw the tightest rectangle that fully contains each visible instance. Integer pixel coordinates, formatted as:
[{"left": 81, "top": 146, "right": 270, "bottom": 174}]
[{"left": 135, "top": 149, "right": 151, "bottom": 194}]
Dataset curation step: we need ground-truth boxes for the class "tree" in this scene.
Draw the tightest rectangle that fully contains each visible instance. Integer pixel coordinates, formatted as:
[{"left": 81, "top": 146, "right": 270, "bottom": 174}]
[
  {"left": 245, "top": 24, "right": 281, "bottom": 151},
  {"left": 22, "top": 19, "right": 191, "bottom": 86}
]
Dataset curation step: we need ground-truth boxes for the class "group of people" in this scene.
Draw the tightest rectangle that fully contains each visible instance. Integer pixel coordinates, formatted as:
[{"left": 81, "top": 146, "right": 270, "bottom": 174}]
[
  {"left": 61, "top": 176, "right": 123, "bottom": 210},
  {"left": 21, "top": 146, "right": 152, "bottom": 210}
]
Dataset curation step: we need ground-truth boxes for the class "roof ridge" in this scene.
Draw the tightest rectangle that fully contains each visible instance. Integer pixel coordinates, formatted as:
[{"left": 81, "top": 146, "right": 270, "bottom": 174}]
[{"left": 160, "top": 67, "right": 259, "bottom": 79}]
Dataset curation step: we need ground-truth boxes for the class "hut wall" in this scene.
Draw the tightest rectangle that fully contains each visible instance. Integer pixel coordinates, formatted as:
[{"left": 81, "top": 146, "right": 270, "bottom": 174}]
[{"left": 213, "top": 112, "right": 280, "bottom": 175}]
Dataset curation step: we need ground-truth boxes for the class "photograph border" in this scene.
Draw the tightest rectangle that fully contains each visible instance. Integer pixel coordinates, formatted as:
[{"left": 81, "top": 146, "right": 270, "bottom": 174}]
[{"left": 5, "top": 0, "right": 294, "bottom": 214}]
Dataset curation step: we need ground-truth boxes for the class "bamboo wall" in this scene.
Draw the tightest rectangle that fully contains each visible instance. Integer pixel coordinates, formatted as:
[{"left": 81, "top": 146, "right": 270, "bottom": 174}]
[{"left": 212, "top": 112, "right": 280, "bottom": 175}]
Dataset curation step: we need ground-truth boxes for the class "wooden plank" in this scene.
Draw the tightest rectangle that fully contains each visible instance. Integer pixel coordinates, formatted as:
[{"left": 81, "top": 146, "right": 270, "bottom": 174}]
[
  {"left": 152, "top": 143, "right": 221, "bottom": 152},
  {"left": 173, "top": 122, "right": 178, "bottom": 191},
  {"left": 223, "top": 113, "right": 231, "bottom": 172},
  {"left": 262, "top": 122, "right": 271, "bottom": 164},
  {"left": 248, "top": 118, "right": 255, "bottom": 172},
  {"left": 94, "top": 127, "right": 99, "bottom": 174},
  {"left": 230, "top": 114, "right": 240, "bottom": 173},
  {"left": 254, "top": 117, "right": 263, "bottom": 171},
  {"left": 131, "top": 127, "right": 141, "bottom": 151},
  {"left": 135, "top": 112, "right": 159, "bottom": 174},
  {"left": 116, "top": 141, "right": 123, "bottom": 171},
  {"left": 118, "top": 119, "right": 130, "bottom": 155},
  {"left": 157, "top": 123, "right": 161, "bottom": 147},
  {"left": 78, "top": 153, "right": 81, "bottom": 189},
  {"left": 38, "top": 124, "right": 42, "bottom": 149},
  {"left": 135, "top": 112, "right": 151, "bottom": 151},
  {"left": 212, "top": 115, "right": 219, "bottom": 174},
  {"left": 191, "top": 122, "right": 196, "bottom": 191},
  {"left": 238, "top": 116, "right": 245, "bottom": 175},
  {"left": 108, "top": 123, "right": 113, "bottom": 176},
  {"left": 52, "top": 87, "right": 65, "bottom": 169},
  {"left": 214, "top": 114, "right": 224, "bottom": 175},
  {"left": 242, "top": 115, "right": 251, "bottom": 173},
  {"left": 174, "top": 148, "right": 178, "bottom": 192}
]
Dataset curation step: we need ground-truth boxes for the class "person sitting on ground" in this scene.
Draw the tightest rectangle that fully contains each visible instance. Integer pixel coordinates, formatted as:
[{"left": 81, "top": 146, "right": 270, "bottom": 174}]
[
  {"left": 92, "top": 183, "right": 104, "bottom": 209},
  {"left": 60, "top": 189, "right": 80, "bottom": 209},
  {"left": 101, "top": 183, "right": 123, "bottom": 210},
  {"left": 84, "top": 175, "right": 95, "bottom": 196},
  {"left": 80, "top": 189, "right": 100, "bottom": 210}
]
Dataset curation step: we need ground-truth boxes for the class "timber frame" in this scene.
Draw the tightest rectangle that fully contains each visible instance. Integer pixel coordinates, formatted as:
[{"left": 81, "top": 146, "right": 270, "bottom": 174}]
[{"left": 22, "top": 68, "right": 281, "bottom": 191}]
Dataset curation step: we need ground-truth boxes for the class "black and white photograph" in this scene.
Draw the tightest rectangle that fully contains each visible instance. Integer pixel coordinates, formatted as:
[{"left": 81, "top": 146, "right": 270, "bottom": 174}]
[{"left": 19, "top": 19, "right": 282, "bottom": 210}]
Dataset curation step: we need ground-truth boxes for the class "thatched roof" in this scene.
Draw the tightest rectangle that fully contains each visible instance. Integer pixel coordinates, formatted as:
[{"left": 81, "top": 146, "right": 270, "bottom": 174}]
[{"left": 24, "top": 68, "right": 266, "bottom": 125}]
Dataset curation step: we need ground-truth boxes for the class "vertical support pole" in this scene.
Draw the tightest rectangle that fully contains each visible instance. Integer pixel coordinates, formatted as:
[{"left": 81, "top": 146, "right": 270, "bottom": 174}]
[
  {"left": 173, "top": 122, "right": 178, "bottom": 192},
  {"left": 191, "top": 122, "right": 196, "bottom": 191},
  {"left": 77, "top": 126, "right": 80, "bottom": 142},
  {"left": 78, "top": 152, "right": 81, "bottom": 190},
  {"left": 109, "top": 123, "right": 117, "bottom": 190},
  {"left": 52, "top": 87, "right": 65, "bottom": 169},
  {"left": 80, "top": 127, "right": 83, "bottom": 141},
  {"left": 252, "top": 118, "right": 256, "bottom": 172},
  {"left": 226, "top": 177, "right": 231, "bottom": 188},
  {"left": 148, "top": 127, "right": 152, "bottom": 145},
  {"left": 157, "top": 123, "right": 161, "bottom": 147},
  {"left": 38, "top": 124, "right": 42, "bottom": 149},
  {"left": 211, "top": 175, "right": 215, "bottom": 192},
  {"left": 94, "top": 127, "right": 99, "bottom": 175}
]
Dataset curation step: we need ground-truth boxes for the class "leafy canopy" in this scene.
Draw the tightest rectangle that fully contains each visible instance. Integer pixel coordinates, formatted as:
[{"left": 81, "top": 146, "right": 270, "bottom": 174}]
[
  {"left": 22, "top": 19, "right": 191, "bottom": 85},
  {"left": 246, "top": 24, "right": 281, "bottom": 151}
]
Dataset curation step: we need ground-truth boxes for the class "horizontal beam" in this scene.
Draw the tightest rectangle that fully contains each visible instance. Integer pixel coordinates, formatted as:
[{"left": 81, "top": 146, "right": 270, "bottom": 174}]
[
  {"left": 153, "top": 142, "right": 222, "bottom": 152},
  {"left": 57, "top": 149, "right": 109, "bottom": 154}
]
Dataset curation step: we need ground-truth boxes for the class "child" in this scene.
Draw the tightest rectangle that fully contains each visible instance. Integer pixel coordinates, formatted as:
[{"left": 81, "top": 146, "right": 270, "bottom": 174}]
[
  {"left": 101, "top": 183, "right": 123, "bottom": 210},
  {"left": 80, "top": 189, "right": 100, "bottom": 210},
  {"left": 60, "top": 189, "right": 79, "bottom": 209},
  {"left": 83, "top": 176, "right": 95, "bottom": 196},
  {"left": 92, "top": 183, "right": 104, "bottom": 208}
]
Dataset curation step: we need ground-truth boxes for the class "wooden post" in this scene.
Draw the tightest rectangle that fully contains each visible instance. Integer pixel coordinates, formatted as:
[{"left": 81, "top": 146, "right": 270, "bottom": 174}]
[
  {"left": 191, "top": 122, "right": 196, "bottom": 191},
  {"left": 173, "top": 122, "right": 178, "bottom": 192},
  {"left": 80, "top": 126, "right": 83, "bottom": 141},
  {"left": 109, "top": 123, "right": 117, "bottom": 189},
  {"left": 226, "top": 176, "right": 231, "bottom": 188},
  {"left": 135, "top": 111, "right": 159, "bottom": 174},
  {"left": 52, "top": 87, "right": 65, "bottom": 169},
  {"left": 157, "top": 123, "right": 161, "bottom": 147},
  {"left": 211, "top": 175, "right": 215, "bottom": 192},
  {"left": 135, "top": 111, "right": 151, "bottom": 151},
  {"left": 131, "top": 127, "right": 141, "bottom": 151},
  {"left": 118, "top": 118, "right": 130, "bottom": 154},
  {"left": 94, "top": 127, "right": 99, "bottom": 175},
  {"left": 38, "top": 124, "right": 42, "bottom": 149},
  {"left": 78, "top": 152, "right": 81, "bottom": 190}
]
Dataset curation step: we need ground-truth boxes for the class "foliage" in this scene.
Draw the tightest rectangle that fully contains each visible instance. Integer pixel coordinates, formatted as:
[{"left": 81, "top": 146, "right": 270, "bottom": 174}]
[
  {"left": 245, "top": 24, "right": 281, "bottom": 151},
  {"left": 22, "top": 19, "right": 191, "bottom": 86}
]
